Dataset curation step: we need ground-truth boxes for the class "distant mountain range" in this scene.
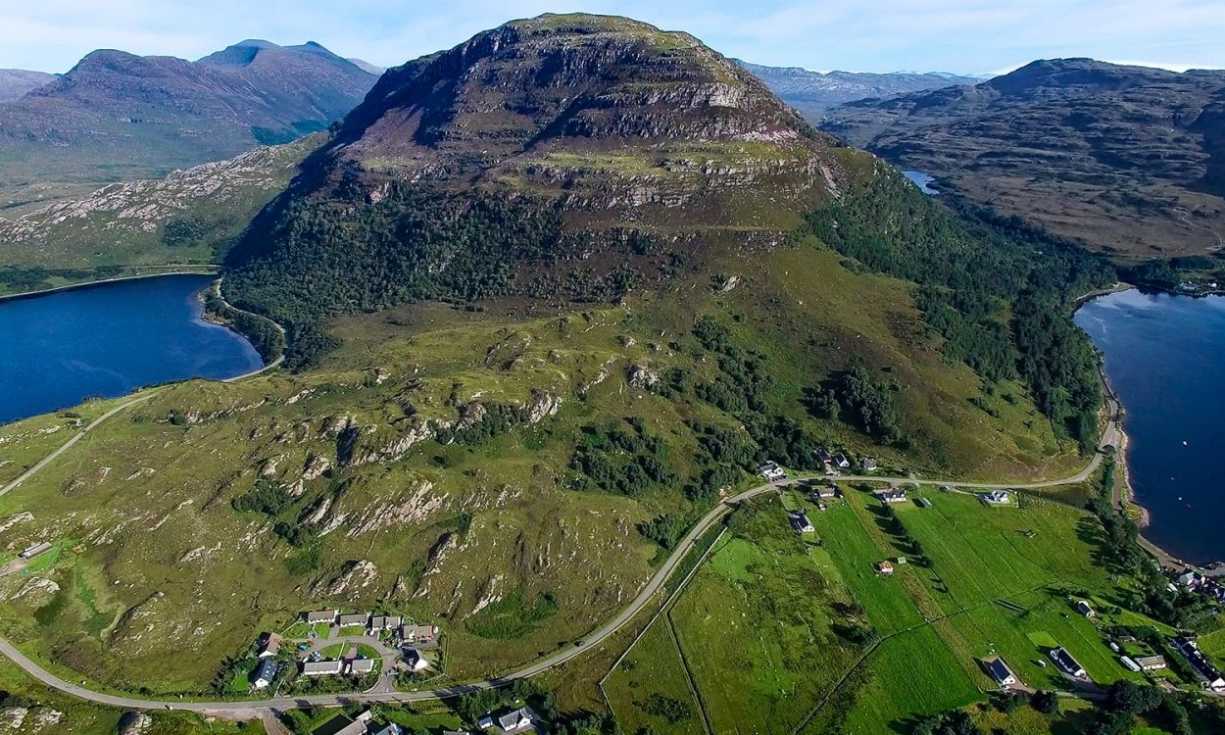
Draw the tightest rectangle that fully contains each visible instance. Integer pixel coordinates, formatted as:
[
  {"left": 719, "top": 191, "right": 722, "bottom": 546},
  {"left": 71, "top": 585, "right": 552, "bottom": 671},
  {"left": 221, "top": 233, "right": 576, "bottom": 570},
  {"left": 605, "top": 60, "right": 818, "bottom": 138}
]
[
  {"left": 820, "top": 58, "right": 1225, "bottom": 259},
  {"left": 737, "top": 60, "right": 980, "bottom": 119},
  {"left": 0, "top": 39, "right": 377, "bottom": 214},
  {"left": 0, "top": 69, "right": 55, "bottom": 102}
]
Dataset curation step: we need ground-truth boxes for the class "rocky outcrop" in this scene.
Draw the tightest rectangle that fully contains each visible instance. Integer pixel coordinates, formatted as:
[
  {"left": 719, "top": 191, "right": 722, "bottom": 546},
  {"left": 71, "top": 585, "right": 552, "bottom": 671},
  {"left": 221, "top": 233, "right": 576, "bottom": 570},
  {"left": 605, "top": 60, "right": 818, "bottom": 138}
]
[
  {"left": 627, "top": 364, "right": 660, "bottom": 390},
  {"left": 302, "top": 454, "right": 331, "bottom": 481},
  {"left": 524, "top": 390, "right": 562, "bottom": 424},
  {"left": 312, "top": 559, "right": 378, "bottom": 597}
]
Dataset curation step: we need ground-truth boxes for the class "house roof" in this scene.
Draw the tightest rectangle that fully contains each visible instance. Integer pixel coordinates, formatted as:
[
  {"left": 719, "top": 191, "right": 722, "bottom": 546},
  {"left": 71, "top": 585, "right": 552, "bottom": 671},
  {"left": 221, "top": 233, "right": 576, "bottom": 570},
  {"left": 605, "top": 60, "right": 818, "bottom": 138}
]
[
  {"left": 255, "top": 659, "right": 279, "bottom": 680},
  {"left": 984, "top": 657, "right": 1014, "bottom": 683},
  {"left": 303, "top": 659, "right": 344, "bottom": 675},
  {"left": 498, "top": 708, "right": 536, "bottom": 731}
]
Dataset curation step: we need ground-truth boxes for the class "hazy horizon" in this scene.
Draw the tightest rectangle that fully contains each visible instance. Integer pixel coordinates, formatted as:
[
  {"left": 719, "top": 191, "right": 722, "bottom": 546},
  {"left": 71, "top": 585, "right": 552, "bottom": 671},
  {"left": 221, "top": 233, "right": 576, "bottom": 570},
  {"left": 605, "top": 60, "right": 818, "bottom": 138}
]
[{"left": 3, "top": 1, "right": 1223, "bottom": 77}]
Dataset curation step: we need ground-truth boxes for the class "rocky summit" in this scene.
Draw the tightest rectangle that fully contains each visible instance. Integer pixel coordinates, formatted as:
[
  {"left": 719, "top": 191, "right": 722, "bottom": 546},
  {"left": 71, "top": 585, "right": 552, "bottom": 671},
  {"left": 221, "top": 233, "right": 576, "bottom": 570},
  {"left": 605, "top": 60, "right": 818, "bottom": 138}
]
[
  {"left": 820, "top": 58, "right": 1225, "bottom": 259},
  {"left": 224, "top": 14, "right": 855, "bottom": 357}
]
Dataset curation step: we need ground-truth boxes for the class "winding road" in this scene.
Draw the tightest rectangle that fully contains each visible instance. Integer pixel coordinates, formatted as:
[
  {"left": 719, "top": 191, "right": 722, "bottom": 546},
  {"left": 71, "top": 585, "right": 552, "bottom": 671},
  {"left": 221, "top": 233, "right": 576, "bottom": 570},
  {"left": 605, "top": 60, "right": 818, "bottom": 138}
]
[{"left": 0, "top": 384, "right": 1128, "bottom": 719}]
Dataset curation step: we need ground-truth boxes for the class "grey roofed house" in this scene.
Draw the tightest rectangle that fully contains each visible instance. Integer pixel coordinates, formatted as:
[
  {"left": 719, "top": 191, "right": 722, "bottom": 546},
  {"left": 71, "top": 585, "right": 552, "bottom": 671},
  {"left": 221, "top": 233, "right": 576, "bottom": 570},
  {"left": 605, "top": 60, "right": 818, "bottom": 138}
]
[
  {"left": 339, "top": 612, "right": 370, "bottom": 627},
  {"left": 832, "top": 453, "right": 851, "bottom": 469},
  {"left": 982, "top": 657, "right": 1017, "bottom": 686},
  {"left": 370, "top": 615, "right": 403, "bottom": 631},
  {"left": 1075, "top": 600, "right": 1095, "bottom": 617},
  {"left": 373, "top": 726, "right": 404, "bottom": 735},
  {"left": 860, "top": 457, "right": 878, "bottom": 472},
  {"left": 253, "top": 659, "right": 279, "bottom": 689},
  {"left": 333, "top": 721, "right": 370, "bottom": 735},
  {"left": 306, "top": 609, "right": 337, "bottom": 624},
  {"left": 349, "top": 658, "right": 376, "bottom": 675},
  {"left": 302, "top": 659, "right": 345, "bottom": 677},
  {"left": 789, "top": 511, "right": 815, "bottom": 533},
  {"left": 1136, "top": 655, "right": 1167, "bottom": 670},
  {"left": 498, "top": 708, "right": 537, "bottom": 733}
]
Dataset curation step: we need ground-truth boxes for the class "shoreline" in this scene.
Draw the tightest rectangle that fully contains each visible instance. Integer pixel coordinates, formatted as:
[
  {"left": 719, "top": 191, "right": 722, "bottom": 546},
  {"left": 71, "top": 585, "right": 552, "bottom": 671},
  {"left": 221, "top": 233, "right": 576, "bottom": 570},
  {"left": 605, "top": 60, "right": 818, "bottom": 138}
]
[
  {"left": 1076, "top": 288, "right": 1221, "bottom": 574},
  {"left": 0, "top": 266, "right": 220, "bottom": 303}
]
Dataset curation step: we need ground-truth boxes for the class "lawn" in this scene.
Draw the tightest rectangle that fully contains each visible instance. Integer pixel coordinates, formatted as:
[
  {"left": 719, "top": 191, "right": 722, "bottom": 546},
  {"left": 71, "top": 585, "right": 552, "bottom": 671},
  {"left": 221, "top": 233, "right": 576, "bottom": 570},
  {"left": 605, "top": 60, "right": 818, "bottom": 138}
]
[
  {"left": 603, "top": 615, "right": 705, "bottom": 735},
  {"left": 667, "top": 500, "right": 866, "bottom": 735}
]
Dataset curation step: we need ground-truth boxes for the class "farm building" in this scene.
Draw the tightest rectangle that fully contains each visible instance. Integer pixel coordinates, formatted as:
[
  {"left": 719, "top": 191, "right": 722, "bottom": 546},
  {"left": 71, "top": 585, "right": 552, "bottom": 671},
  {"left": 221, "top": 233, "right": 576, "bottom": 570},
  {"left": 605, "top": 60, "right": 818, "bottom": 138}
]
[
  {"left": 1136, "top": 655, "right": 1167, "bottom": 671},
  {"left": 876, "top": 561, "right": 894, "bottom": 575},
  {"left": 18, "top": 542, "right": 52, "bottom": 560}
]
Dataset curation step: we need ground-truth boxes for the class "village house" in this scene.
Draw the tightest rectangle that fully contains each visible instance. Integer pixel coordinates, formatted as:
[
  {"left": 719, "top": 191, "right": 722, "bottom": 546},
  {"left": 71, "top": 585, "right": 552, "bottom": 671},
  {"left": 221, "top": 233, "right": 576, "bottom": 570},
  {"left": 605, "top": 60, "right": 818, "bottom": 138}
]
[
  {"left": 874, "top": 488, "right": 908, "bottom": 504},
  {"left": 789, "top": 511, "right": 815, "bottom": 534},
  {"left": 257, "top": 632, "right": 282, "bottom": 659},
  {"left": 757, "top": 461, "right": 786, "bottom": 482},
  {"left": 813, "top": 483, "right": 839, "bottom": 499},
  {"left": 480, "top": 708, "right": 538, "bottom": 734},
  {"left": 982, "top": 657, "right": 1017, "bottom": 687},
  {"left": 330, "top": 711, "right": 375, "bottom": 735},
  {"left": 1075, "top": 600, "right": 1095, "bottom": 618},
  {"left": 370, "top": 615, "right": 403, "bottom": 633},
  {"left": 401, "top": 624, "right": 440, "bottom": 649},
  {"left": 1136, "top": 655, "right": 1168, "bottom": 671},
  {"left": 876, "top": 560, "right": 894, "bottom": 575},
  {"left": 302, "top": 659, "right": 345, "bottom": 677},
  {"left": 339, "top": 612, "right": 371, "bottom": 628},
  {"left": 832, "top": 453, "right": 852, "bottom": 471},
  {"left": 348, "top": 658, "right": 376, "bottom": 676},
  {"left": 1048, "top": 647, "right": 1088, "bottom": 679},
  {"left": 980, "top": 489, "right": 1012, "bottom": 506},
  {"left": 916, "top": 497, "right": 933, "bottom": 508},
  {"left": 306, "top": 609, "right": 338, "bottom": 624},
  {"left": 814, "top": 448, "right": 833, "bottom": 466},
  {"left": 253, "top": 659, "right": 279, "bottom": 689},
  {"left": 372, "top": 726, "right": 404, "bottom": 735},
  {"left": 860, "top": 457, "right": 878, "bottom": 472}
]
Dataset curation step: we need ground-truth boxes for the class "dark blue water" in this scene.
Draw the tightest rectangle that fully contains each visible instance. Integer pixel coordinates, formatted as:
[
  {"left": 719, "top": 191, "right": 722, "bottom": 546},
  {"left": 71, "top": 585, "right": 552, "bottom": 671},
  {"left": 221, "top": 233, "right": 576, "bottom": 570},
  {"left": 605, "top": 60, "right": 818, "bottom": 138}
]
[
  {"left": 1075, "top": 289, "right": 1225, "bottom": 564},
  {"left": 0, "top": 275, "right": 261, "bottom": 425},
  {"left": 902, "top": 170, "right": 939, "bottom": 195}
]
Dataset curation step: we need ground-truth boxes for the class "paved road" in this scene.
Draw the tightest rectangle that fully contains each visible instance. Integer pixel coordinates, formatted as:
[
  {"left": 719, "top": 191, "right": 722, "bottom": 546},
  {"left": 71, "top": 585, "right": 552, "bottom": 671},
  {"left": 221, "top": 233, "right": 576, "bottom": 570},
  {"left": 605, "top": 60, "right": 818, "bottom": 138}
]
[
  {"left": 0, "top": 394, "right": 157, "bottom": 499},
  {"left": 0, "top": 395, "right": 1127, "bottom": 717}
]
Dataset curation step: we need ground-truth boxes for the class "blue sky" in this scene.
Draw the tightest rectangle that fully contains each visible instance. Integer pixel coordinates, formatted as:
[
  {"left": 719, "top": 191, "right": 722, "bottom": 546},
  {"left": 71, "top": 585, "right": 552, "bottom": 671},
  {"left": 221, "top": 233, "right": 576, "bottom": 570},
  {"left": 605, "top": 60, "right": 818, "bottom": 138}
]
[{"left": 3, "top": 0, "right": 1223, "bottom": 76}]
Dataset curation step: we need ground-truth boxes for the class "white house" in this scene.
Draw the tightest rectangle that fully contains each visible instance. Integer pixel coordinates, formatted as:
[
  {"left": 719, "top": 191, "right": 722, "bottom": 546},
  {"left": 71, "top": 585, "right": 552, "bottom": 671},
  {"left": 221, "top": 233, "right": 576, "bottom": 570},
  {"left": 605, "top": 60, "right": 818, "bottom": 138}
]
[
  {"left": 981, "top": 490, "right": 1012, "bottom": 505},
  {"left": 757, "top": 461, "right": 786, "bottom": 482},
  {"left": 983, "top": 657, "right": 1017, "bottom": 687},
  {"left": 498, "top": 708, "right": 537, "bottom": 734},
  {"left": 404, "top": 647, "right": 431, "bottom": 672}
]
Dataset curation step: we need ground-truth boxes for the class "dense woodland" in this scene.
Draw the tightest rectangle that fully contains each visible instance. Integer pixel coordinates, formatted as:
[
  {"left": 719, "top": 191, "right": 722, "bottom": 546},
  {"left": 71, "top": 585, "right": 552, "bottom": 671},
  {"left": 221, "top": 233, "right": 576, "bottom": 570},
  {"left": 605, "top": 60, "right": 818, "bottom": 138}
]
[{"left": 804, "top": 169, "right": 1115, "bottom": 450}]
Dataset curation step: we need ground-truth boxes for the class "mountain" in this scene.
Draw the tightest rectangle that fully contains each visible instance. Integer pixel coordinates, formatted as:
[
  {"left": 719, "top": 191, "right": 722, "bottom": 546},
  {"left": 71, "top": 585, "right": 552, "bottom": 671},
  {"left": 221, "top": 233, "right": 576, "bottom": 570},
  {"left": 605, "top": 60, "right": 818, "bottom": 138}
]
[
  {"left": 0, "top": 15, "right": 1131, "bottom": 733},
  {"left": 347, "top": 57, "right": 385, "bottom": 75},
  {"left": 737, "top": 60, "right": 980, "bottom": 119},
  {"left": 224, "top": 12, "right": 853, "bottom": 357},
  {"left": 0, "top": 68, "right": 54, "bottom": 102},
  {"left": 820, "top": 58, "right": 1225, "bottom": 259},
  {"left": 0, "top": 40, "right": 377, "bottom": 214}
]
